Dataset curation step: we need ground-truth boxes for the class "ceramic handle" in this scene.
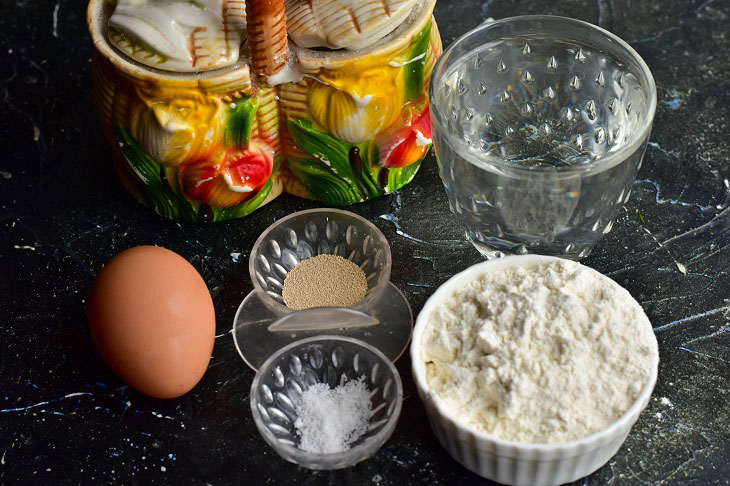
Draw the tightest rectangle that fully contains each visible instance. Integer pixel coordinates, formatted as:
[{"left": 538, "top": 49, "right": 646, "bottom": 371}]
[{"left": 246, "top": 0, "right": 289, "bottom": 79}]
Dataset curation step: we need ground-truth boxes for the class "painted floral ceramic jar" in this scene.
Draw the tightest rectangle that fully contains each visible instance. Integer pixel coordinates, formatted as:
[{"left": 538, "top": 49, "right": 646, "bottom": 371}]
[{"left": 87, "top": 0, "right": 441, "bottom": 222}]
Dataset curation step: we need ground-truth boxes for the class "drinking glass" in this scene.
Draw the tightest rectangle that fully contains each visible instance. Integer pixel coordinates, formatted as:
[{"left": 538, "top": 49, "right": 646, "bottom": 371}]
[{"left": 430, "top": 16, "right": 657, "bottom": 259}]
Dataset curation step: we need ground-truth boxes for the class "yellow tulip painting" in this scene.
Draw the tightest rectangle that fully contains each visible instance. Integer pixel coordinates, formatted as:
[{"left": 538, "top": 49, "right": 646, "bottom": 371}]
[
  {"left": 129, "top": 93, "right": 223, "bottom": 167},
  {"left": 307, "top": 61, "right": 405, "bottom": 143}
]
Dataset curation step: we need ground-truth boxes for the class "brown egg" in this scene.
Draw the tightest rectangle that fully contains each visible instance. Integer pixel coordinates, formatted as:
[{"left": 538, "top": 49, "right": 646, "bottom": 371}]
[{"left": 88, "top": 246, "right": 215, "bottom": 399}]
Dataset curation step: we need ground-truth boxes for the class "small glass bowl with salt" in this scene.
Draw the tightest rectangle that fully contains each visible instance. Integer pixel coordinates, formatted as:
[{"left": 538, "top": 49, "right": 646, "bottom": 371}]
[{"left": 250, "top": 336, "right": 403, "bottom": 470}]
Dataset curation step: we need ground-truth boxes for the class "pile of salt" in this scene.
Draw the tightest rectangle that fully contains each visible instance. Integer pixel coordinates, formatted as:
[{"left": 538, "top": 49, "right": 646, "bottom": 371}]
[{"left": 294, "top": 376, "right": 372, "bottom": 453}]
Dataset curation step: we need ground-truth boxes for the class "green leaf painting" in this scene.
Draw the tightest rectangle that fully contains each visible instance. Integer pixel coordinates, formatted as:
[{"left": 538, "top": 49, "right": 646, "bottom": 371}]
[
  {"left": 404, "top": 21, "right": 432, "bottom": 101},
  {"left": 224, "top": 96, "right": 259, "bottom": 149},
  {"left": 287, "top": 156, "right": 362, "bottom": 206},
  {"left": 212, "top": 176, "right": 273, "bottom": 222},
  {"left": 387, "top": 155, "right": 425, "bottom": 193},
  {"left": 119, "top": 105, "right": 427, "bottom": 220},
  {"left": 118, "top": 126, "right": 199, "bottom": 222},
  {"left": 287, "top": 119, "right": 385, "bottom": 205},
  {"left": 118, "top": 126, "right": 271, "bottom": 223},
  {"left": 353, "top": 141, "right": 383, "bottom": 198},
  {"left": 286, "top": 118, "right": 429, "bottom": 203}
]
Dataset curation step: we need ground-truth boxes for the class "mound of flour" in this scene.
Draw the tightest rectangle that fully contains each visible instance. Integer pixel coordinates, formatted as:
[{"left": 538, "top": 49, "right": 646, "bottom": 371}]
[{"left": 422, "top": 260, "right": 658, "bottom": 443}]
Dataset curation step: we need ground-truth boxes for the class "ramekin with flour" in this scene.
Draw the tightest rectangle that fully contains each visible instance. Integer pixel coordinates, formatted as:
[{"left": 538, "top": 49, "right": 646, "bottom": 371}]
[{"left": 411, "top": 255, "right": 659, "bottom": 486}]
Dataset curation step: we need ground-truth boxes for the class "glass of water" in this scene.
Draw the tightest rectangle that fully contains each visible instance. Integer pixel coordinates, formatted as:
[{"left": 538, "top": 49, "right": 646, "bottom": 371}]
[{"left": 430, "top": 16, "right": 657, "bottom": 259}]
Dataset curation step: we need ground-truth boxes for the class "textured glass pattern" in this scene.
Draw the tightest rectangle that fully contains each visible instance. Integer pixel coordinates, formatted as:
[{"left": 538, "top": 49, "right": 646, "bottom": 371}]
[
  {"left": 430, "top": 17, "right": 656, "bottom": 259},
  {"left": 251, "top": 336, "right": 403, "bottom": 470}
]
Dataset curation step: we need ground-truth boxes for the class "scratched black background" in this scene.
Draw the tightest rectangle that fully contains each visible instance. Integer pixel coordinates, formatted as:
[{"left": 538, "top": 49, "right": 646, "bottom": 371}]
[{"left": 1, "top": 0, "right": 729, "bottom": 484}]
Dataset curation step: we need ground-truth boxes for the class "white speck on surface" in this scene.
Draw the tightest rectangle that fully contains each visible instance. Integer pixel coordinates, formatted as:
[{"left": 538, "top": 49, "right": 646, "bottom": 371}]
[
  {"left": 1, "top": 450, "right": 6, "bottom": 465},
  {"left": 52, "top": 1, "right": 60, "bottom": 38},
  {"left": 675, "top": 261, "right": 687, "bottom": 274},
  {"left": 160, "top": 466, "right": 166, "bottom": 472},
  {"left": 14, "top": 245, "right": 36, "bottom": 251},
  {"left": 372, "top": 474, "right": 383, "bottom": 483},
  {"left": 0, "top": 171, "right": 11, "bottom": 179},
  {"left": 230, "top": 252, "right": 241, "bottom": 262},
  {"left": 655, "top": 305, "right": 730, "bottom": 333},
  {"left": 660, "top": 397, "right": 674, "bottom": 408},
  {"left": 222, "top": 173, "right": 253, "bottom": 192},
  {"left": 194, "top": 176, "right": 214, "bottom": 189},
  {"left": 265, "top": 52, "right": 303, "bottom": 85},
  {"left": 388, "top": 52, "right": 426, "bottom": 68},
  {"left": 150, "top": 411, "right": 175, "bottom": 420},
  {"left": 415, "top": 129, "right": 432, "bottom": 147},
  {"left": 352, "top": 93, "right": 373, "bottom": 108},
  {"left": 215, "top": 330, "right": 232, "bottom": 339},
  {"left": 655, "top": 412, "right": 662, "bottom": 419}
]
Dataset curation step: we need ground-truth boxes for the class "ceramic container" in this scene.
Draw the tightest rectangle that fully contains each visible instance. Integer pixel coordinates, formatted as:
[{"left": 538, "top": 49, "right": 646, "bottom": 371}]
[{"left": 87, "top": 0, "right": 442, "bottom": 222}]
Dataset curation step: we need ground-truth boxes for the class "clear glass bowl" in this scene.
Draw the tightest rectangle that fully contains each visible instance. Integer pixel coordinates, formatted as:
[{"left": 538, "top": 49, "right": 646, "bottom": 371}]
[
  {"left": 233, "top": 208, "right": 413, "bottom": 370},
  {"left": 250, "top": 336, "right": 403, "bottom": 470},
  {"left": 430, "top": 16, "right": 657, "bottom": 259},
  {"left": 249, "top": 208, "right": 392, "bottom": 316}
]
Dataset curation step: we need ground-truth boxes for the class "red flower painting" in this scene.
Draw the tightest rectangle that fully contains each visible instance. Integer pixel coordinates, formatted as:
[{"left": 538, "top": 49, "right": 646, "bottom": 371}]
[{"left": 376, "top": 105, "right": 432, "bottom": 169}]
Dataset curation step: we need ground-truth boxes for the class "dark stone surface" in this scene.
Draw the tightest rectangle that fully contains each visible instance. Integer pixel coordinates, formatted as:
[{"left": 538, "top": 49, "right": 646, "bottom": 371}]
[{"left": 1, "top": 0, "right": 729, "bottom": 484}]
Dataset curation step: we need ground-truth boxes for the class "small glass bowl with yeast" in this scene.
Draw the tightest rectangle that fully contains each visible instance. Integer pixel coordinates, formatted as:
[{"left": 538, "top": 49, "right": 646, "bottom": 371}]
[{"left": 233, "top": 209, "right": 413, "bottom": 370}]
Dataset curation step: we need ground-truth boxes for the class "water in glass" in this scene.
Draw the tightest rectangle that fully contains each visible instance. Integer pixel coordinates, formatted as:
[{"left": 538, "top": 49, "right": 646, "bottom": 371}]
[{"left": 433, "top": 34, "right": 651, "bottom": 259}]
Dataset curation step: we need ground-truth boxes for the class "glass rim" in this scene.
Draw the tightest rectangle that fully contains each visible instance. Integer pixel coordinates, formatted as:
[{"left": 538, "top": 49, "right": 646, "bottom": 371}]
[
  {"left": 250, "top": 335, "right": 403, "bottom": 466},
  {"left": 429, "top": 15, "right": 658, "bottom": 174},
  {"left": 248, "top": 208, "right": 393, "bottom": 314}
]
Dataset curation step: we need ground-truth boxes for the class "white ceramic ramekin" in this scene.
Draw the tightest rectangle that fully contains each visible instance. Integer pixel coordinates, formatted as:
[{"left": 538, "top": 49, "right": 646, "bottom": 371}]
[{"left": 411, "top": 255, "right": 658, "bottom": 486}]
